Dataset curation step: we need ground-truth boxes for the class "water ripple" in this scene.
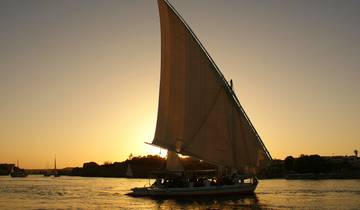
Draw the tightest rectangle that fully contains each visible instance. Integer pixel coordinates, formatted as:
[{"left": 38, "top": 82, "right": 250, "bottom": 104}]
[{"left": 0, "top": 176, "right": 359, "bottom": 210}]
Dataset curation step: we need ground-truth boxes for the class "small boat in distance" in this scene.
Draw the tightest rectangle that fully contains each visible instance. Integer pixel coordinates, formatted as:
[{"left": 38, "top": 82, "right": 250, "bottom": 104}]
[
  {"left": 54, "top": 157, "right": 60, "bottom": 177},
  {"left": 129, "top": 0, "right": 272, "bottom": 197},
  {"left": 43, "top": 156, "right": 60, "bottom": 177},
  {"left": 43, "top": 171, "right": 51, "bottom": 177},
  {"left": 10, "top": 160, "right": 28, "bottom": 178}
]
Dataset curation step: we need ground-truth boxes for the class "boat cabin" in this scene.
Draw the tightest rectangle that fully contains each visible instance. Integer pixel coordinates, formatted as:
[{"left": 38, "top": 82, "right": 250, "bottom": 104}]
[{"left": 149, "top": 170, "right": 257, "bottom": 189}]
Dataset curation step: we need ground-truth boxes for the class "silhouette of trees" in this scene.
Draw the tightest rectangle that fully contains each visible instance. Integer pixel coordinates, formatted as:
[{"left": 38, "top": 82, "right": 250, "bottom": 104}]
[
  {"left": 284, "top": 156, "right": 294, "bottom": 171},
  {"left": 0, "top": 164, "right": 14, "bottom": 176},
  {"left": 71, "top": 154, "right": 219, "bottom": 178},
  {"left": 293, "top": 155, "right": 326, "bottom": 173},
  {"left": 128, "top": 153, "right": 133, "bottom": 160},
  {"left": 72, "top": 153, "right": 360, "bottom": 178},
  {"left": 103, "top": 161, "right": 112, "bottom": 165}
]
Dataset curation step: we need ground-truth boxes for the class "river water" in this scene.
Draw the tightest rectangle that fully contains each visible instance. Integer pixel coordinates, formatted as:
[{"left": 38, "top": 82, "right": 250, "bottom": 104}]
[{"left": 0, "top": 176, "right": 359, "bottom": 209}]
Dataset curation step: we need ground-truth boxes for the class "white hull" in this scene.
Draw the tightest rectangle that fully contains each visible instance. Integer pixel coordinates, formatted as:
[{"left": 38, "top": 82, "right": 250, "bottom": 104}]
[{"left": 129, "top": 182, "right": 257, "bottom": 197}]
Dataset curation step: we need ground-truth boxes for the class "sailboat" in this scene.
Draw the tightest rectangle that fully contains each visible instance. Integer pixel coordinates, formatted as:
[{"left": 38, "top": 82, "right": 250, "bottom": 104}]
[
  {"left": 54, "top": 157, "right": 60, "bottom": 177},
  {"left": 129, "top": 0, "right": 272, "bottom": 197},
  {"left": 44, "top": 157, "right": 60, "bottom": 177}
]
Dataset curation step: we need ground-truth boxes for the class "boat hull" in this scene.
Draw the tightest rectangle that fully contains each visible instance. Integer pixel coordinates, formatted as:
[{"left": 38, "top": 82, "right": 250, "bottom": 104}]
[{"left": 128, "top": 183, "right": 257, "bottom": 197}]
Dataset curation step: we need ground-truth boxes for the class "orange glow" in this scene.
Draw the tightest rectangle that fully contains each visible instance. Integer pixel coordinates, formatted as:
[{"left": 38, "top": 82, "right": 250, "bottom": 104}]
[{"left": 0, "top": 0, "right": 359, "bottom": 168}]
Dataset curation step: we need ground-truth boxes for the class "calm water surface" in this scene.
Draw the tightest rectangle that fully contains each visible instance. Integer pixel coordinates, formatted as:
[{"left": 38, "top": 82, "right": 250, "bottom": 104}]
[{"left": 0, "top": 176, "right": 359, "bottom": 209}]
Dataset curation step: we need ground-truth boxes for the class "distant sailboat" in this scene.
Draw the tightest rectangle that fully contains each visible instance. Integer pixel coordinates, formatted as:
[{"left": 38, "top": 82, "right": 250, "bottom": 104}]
[
  {"left": 10, "top": 160, "right": 28, "bottom": 178},
  {"left": 126, "top": 164, "right": 134, "bottom": 178},
  {"left": 129, "top": 0, "right": 271, "bottom": 197},
  {"left": 54, "top": 157, "right": 60, "bottom": 177},
  {"left": 43, "top": 157, "right": 60, "bottom": 177},
  {"left": 43, "top": 171, "right": 51, "bottom": 177}
]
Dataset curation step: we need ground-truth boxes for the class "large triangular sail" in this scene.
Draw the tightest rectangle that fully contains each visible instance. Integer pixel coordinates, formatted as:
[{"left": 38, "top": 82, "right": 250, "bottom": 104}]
[{"left": 153, "top": 0, "right": 271, "bottom": 173}]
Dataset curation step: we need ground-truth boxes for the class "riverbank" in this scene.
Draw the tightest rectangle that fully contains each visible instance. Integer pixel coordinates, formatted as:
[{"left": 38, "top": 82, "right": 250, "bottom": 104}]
[
  {"left": 67, "top": 154, "right": 360, "bottom": 179},
  {"left": 2, "top": 154, "right": 359, "bottom": 179}
]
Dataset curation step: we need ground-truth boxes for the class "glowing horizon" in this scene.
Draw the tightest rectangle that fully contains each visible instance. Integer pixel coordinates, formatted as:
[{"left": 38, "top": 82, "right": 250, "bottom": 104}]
[{"left": 0, "top": 0, "right": 359, "bottom": 168}]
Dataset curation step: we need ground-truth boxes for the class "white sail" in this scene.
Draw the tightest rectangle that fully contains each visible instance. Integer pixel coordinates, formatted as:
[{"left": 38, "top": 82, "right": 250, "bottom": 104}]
[
  {"left": 126, "top": 164, "right": 133, "bottom": 177},
  {"left": 153, "top": 0, "right": 271, "bottom": 173}
]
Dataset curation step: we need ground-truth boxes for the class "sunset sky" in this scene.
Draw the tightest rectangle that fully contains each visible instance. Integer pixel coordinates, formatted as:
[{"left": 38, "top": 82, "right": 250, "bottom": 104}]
[{"left": 0, "top": 0, "right": 359, "bottom": 169}]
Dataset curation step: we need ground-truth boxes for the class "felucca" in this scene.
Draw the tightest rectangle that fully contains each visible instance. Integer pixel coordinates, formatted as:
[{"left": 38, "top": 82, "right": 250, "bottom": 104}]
[{"left": 129, "top": 0, "right": 272, "bottom": 197}]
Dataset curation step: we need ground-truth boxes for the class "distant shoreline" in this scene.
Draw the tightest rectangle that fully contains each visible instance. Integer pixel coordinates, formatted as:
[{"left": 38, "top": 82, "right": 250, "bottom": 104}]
[
  {"left": 1, "top": 154, "right": 359, "bottom": 179},
  {"left": 2, "top": 174, "right": 360, "bottom": 180}
]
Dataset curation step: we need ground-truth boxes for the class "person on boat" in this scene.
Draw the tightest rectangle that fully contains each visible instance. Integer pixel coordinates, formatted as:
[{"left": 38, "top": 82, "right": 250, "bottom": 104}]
[
  {"left": 210, "top": 178, "right": 216, "bottom": 186},
  {"left": 216, "top": 176, "right": 224, "bottom": 186},
  {"left": 253, "top": 177, "right": 258, "bottom": 185},
  {"left": 152, "top": 178, "right": 163, "bottom": 187},
  {"left": 231, "top": 172, "right": 238, "bottom": 184},
  {"left": 188, "top": 181, "right": 194, "bottom": 188},
  {"left": 203, "top": 179, "right": 210, "bottom": 187}
]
